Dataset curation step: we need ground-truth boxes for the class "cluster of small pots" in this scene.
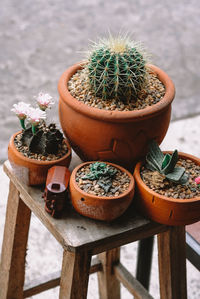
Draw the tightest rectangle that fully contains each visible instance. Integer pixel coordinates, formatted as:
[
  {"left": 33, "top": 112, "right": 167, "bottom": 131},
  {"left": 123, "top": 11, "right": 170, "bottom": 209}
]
[{"left": 7, "top": 62, "right": 200, "bottom": 226}]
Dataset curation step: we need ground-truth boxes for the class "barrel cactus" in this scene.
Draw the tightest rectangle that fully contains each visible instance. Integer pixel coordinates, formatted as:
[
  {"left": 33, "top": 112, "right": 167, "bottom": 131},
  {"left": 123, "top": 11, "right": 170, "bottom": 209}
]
[{"left": 86, "top": 35, "right": 148, "bottom": 102}]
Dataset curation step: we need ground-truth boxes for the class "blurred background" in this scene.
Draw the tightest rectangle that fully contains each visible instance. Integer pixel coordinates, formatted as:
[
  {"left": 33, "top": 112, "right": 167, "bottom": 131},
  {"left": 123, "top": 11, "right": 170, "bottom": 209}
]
[{"left": 0, "top": 0, "right": 200, "bottom": 161}]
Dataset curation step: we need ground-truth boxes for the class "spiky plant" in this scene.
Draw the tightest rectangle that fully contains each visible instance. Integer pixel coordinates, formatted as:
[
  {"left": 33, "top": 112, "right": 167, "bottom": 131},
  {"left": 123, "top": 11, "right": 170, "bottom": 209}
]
[
  {"left": 85, "top": 34, "right": 148, "bottom": 102},
  {"left": 145, "top": 140, "right": 188, "bottom": 185},
  {"left": 81, "top": 162, "right": 117, "bottom": 193}
]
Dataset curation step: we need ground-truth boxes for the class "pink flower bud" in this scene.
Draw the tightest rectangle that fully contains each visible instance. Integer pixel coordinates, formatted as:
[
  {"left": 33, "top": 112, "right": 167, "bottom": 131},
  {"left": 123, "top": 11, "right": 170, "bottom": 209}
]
[{"left": 194, "top": 176, "right": 200, "bottom": 185}]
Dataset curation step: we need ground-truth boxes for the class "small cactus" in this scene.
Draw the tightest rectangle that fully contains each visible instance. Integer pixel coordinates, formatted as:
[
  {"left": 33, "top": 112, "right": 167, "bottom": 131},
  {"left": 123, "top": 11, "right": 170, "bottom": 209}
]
[
  {"left": 145, "top": 140, "right": 188, "bottom": 185},
  {"left": 21, "top": 123, "right": 64, "bottom": 155},
  {"left": 82, "top": 162, "right": 117, "bottom": 193},
  {"left": 86, "top": 35, "right": 148, "bottom": 102}
]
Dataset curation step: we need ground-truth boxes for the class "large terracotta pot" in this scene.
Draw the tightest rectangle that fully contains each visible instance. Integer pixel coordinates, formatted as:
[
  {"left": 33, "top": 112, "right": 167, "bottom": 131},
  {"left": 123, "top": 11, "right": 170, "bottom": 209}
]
[
  {"left": 69, "top": 161, "right": 135, "bottom": 221},
  {"left": 134, "top": 152, "right": 200, "bottom": 226},
  {"left": 8, "top": 131, "right": 72, "bottom": 186},
  {"left": 58, "top": 63, "right": 175, "bottom": 170}
]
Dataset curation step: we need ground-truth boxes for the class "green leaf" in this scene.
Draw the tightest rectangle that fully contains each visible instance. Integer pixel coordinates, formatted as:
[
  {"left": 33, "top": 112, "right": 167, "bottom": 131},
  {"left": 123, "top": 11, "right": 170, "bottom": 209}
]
[
  {"left": 179, "top": 173, "right": 189, "bottom": 185},
  {"left": 161, "top": 154, "right": 171, "bottom": 169},
  {"left": 165, "top": 167, "right": 185, "bottom": 183},
  {"left": 148, "top": 140, "right": 164, "bottom": 166},
  {"left": 146, "top": 153, "right": 161, "bottom": 171},
  {"left": 98, "top": 178, "right": 112, "bottom": 193},
  {"left": 145, "top": 140, "right": 165, "bottom": 171},
  {"left": 162, "top": 150, "right": 178, "bottom": 175}
]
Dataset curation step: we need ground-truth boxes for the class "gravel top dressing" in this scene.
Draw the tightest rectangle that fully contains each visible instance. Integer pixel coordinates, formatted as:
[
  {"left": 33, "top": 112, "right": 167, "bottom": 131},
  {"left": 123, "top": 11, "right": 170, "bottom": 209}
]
[
  {"left": 76, "top": 163, "right": 131, "bottom": 197},
  {"left": 141, "top": 159, "right": 200, "bottom": 199},
  {"left": 68, "top": 67, "right": 165, "bottom": 111}
]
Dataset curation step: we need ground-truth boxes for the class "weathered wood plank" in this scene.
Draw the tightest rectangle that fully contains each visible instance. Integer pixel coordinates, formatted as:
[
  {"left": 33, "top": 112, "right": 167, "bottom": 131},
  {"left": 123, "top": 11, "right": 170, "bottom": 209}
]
[
  {"left": 3, "top": 161, "right": 168, "bottom": 254},
  {"left": 0, "top": 181, "right": 31, "bottom": 299},
  {"left": 157, "top": 226, "right": 187, "bottom": 299},
  {"left": 114, "top": 262, "right": 153, "bottom": 299},
  {"left": 59, "top": 250, "right": 91, "bottom": 299},
  {"left": 23, "top": 257, "right": 102, "bottom": 297},
  {"left": 97, "top": 248, "right": 120, "bottom": 299}
]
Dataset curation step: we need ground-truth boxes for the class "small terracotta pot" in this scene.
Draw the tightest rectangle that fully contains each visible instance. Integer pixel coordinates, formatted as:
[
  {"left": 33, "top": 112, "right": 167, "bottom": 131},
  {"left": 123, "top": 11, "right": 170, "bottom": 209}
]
[
  {"left": 134, "top": 152, "right": 200, "bottom": 226},
  {"left": 58, "top": 63, "right": 175, "bottom": 170},
  {"left": 69, "top": 161, "right": 135, "bottom": 221},
  {"left": 8, "top": 131, "right": 72, "bottom": 186}
]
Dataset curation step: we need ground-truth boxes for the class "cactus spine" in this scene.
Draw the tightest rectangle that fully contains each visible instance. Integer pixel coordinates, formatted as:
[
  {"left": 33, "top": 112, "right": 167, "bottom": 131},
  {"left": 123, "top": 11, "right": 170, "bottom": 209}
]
[{"left": 86, "top": 36, "right": 147, "bottom": 102}]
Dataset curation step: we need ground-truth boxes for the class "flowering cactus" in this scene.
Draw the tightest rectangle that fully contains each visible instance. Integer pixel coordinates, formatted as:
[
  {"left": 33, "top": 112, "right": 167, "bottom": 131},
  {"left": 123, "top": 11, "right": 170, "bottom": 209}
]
[
  {"left": 11, "top": 92, "right": 64, "bottom": 155},
  {"left": 35, "top": 92, "right": 54, "bottom": 111}
]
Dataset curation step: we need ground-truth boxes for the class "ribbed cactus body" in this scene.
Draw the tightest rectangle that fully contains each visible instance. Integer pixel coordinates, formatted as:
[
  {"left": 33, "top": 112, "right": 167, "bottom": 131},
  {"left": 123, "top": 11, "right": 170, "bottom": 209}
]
[
  {"left": 86, "top": 38, "right": 147, "bottom": 102},
  {"left": 21, "top": 124, "right": 63, "bottom": 155}
]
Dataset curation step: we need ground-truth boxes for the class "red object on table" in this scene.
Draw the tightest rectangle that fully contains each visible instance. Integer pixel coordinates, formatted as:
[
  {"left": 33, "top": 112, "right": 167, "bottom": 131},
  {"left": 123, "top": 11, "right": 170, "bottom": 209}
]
[{"left": 43, "top": 166, "right": 70, "bottom": 218}]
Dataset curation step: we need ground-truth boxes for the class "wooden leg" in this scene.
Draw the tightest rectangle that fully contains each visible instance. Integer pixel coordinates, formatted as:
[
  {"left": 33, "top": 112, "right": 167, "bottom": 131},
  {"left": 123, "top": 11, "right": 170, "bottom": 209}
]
[
  {"left": 0, "top": 181, "right": 31, "bottom": 299},
  {"left": 136, "top": 236, "right": 154, "bottom": 290},
  {"left": 59, "top": 250, "right": 91, "bottom": 299},
  {"left": 97, "top": 248, "right": 121, "bottom": 299},
  {"left": 157, "top": 226, "right": 187, "bottom": 299}
]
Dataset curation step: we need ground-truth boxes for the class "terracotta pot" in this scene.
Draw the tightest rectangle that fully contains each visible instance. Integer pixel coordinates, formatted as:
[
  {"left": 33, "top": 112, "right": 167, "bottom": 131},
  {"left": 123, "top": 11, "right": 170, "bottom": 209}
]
[
  {"left": 134, "top": 152, "right": 200, "bottom": 226},
  {"left": 69, "top": 161, "right": 135, "bottom": 221},
  {"left": 8, "top": 131, "right": 72, "bottom": 186},
  {"left": 58, "top": 63, "right": 175, "bottom": 170}
]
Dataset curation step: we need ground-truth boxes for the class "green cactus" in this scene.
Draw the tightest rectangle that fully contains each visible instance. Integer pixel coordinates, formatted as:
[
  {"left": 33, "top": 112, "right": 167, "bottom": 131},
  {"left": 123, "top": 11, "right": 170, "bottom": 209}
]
[
  {"left": 145, "top": 140, "right": 188, "bottom": 185},
  {"left": 86, "top": 36, "right": 147, "bottom": 102},
  {"left": 82, "top": 162, "right": 117, "bottom": 193},
  {"left": 21, "top": 123, "right": 64, "bottom": 155}
]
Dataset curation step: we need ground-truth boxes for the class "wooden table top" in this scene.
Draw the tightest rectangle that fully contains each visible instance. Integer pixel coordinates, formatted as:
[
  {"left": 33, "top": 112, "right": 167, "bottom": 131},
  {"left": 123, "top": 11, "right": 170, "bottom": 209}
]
[{"left": 3, "top": 160, "right": 168, "bottom": 254}]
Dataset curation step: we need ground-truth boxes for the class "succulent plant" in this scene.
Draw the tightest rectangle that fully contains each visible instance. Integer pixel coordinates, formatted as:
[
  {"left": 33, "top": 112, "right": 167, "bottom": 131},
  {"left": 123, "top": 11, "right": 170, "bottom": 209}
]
[
  {"left": 82, "top": 162, "right": 117, "bottom": 192},
  {"left": 21, "top": 123, "right": 64, "bottom": 155},
  {"left": 12, "top": 93, "right": 65, "bottom": 157},
  {"left": 86, "top": 35, "right": 148, "bottom": 102},
  {"left": 145, "top": 140, "right": 188, "bottom": 185}
]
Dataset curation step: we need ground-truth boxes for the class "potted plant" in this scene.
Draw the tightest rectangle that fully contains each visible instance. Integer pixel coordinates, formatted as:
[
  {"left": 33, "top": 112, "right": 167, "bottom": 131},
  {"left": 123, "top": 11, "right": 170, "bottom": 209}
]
[
  {"left": 8, "top": 93, "right": 71, "bottom": 186},
  {"left": 69, "top": 161, "right": 135, "bottom": 221},
  {"left": 58, "top": 34, "right": 175, "bottom": 170},
  {"left": 134, "top": 140, "right": 200, "bottom": 225}
]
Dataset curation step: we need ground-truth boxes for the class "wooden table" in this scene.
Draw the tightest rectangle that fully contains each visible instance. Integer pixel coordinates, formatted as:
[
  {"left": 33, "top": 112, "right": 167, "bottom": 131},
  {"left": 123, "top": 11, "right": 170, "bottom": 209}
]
[{"left": 0, "top": 161, "right": 187, "bottom": 299}]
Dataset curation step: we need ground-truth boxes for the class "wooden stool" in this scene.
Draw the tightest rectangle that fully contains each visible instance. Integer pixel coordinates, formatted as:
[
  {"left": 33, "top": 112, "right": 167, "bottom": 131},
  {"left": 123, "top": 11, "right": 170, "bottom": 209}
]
[{"left": 0, "top": 161, "right": 187, "bottom": 299}]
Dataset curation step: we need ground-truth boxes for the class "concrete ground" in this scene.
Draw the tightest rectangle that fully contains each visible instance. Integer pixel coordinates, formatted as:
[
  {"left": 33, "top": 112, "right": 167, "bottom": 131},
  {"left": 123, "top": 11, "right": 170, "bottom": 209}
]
[{"left": 0, "top": 115, "right": 200, "bottom": 298}]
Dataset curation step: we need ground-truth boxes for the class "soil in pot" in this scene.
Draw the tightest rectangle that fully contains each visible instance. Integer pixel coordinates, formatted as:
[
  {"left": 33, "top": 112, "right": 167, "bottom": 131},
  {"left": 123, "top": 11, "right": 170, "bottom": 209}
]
[{"left": 70, "top": 161, "right": 135, "bottom": 221}]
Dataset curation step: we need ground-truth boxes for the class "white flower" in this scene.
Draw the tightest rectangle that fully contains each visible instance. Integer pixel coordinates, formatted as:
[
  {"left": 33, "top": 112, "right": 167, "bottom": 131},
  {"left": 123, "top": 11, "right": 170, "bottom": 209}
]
[
  {"left": 35, "top": 92, "right": 54, "bottom": 110},
  {"left": 27, "top": 107, "right": 46, "bottom": 126},
  {"left": 11, "top": 102, "right": 30, "bottom": 120}
]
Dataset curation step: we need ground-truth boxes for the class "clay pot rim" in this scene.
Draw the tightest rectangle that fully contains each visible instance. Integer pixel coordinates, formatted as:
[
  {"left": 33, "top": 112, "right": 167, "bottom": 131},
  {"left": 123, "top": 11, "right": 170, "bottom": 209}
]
[
  {"left": 58, "top": 62, "right": 175, "bottom": 123},
  {"left": 9, "top": 131, "right": 72, "bottom": 166},
  {"left": 71, "top": 161, "right": 135, "bottom": 200},
  {"left": 134, "top": 151, "right": 200, "bottom": 203}
]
